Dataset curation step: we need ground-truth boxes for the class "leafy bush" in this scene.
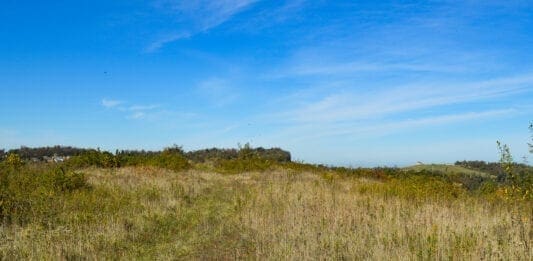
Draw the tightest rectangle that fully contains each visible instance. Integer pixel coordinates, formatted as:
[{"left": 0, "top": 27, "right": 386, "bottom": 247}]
[
  {"left": 186, "top": 145, "right": 290, "bottom": 163},
  {"left": 401, "top": 175, "right": 466, "bottom": 200},
  {"left": 53, "top": 167, "right": 88, "bottom": 192},
  {"left": 65, "top": 147, "right": 191, "bottom": 172},
  {"left": 0, "top": 164, "right": 89, "bottom": 225},
  {"left": 67, "top": 150, "right": 119, "bottom": 169},
  {"left": 215, "top": 158, "right": 272, "bottom": 174},
  {"left": 145, "top": 150, "right": 191, "bottom": 172},
  {"left": 5, "top": 153, "right": 24, "bottom": 168},
  {"left": 214, "top": 144, "right": 276, "bottom": 174},
  {"left": 116, "top": 146, "right": 191, "bottom": 172},
  {"left": 357, "top": 174, "right": 467, "bottom": 201}
]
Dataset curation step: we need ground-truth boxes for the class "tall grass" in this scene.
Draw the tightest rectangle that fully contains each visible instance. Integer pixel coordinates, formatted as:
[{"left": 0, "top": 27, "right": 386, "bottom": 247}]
[{"left": 0, "top": 163, "right": 530, "bottom": 259}]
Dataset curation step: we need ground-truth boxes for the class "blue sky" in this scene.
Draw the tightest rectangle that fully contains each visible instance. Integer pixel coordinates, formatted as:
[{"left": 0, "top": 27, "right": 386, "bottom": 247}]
[{"left": 1, "top": 0, "right": 532, "bottom": 166}]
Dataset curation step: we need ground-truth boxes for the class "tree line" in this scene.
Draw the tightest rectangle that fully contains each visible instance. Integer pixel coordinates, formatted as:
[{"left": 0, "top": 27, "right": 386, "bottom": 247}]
[{"left": 0, "top": 145, "right": 291, "bottom": 164}]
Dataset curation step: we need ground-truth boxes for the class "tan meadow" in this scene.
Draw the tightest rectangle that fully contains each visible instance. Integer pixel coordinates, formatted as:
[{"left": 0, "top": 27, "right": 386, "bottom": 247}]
[{"left": 1, "top": 166, "right": 530, "bottom": 260}]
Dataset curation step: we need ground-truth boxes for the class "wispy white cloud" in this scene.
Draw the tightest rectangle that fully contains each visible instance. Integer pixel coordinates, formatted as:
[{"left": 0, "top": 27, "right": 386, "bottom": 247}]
[
  {"left": 101, "top": 99, "right": 123, "bottom": 108},
  {"left": 197, "top": 77, "right": 240, "bottom": 106},
  {"left": 273, "top": 74, "right": 533, "bottom": 124},
  {"left": 185, "top": 0, "right": 258, "bottom": 31},
  {"left": 243, "top": 72, "right": 533, "bottom": 150},
  {"left": 145, "top": 32, "right": 190, "bottom": 53},
  {"left": 101, "top": 97, "right": 198, "bottom": 124},
  {"left": 262, "top": 108, "right": 519, "bottom": 144},
  {"left": 128, "top": 104, "right": 160, "bottom": 111},
  {"left": 266, "top": 42, "right": 502, "bottom": 79},
  {"left": 127, "top": 109, "right": 197, "bottom": 122},
  {"left": 102, "top": 98, "right": 160, "bottom": 113},
  {"left": 129, "top": 112, "right": 146, "bottom": 119},
  {"left": 148, "top": 0, "right": 258, "bottom": 51},
  {"left": 232, "top": 0, "right": 308, "bottom": 32},
  {"left": 287, "top": 61, "right": 468, "bottom": 77},
  {"left": 102, "top": 98, "right": 192, "bottom": 121},
  {"left": 306, "top": 109, "right": 517, "bottom": 140}
]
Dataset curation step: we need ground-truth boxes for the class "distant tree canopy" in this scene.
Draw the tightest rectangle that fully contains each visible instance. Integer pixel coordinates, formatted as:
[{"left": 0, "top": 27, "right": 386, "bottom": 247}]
[
  {"left": 455, "top": 160, "right": 532, "bottom": 183},
  {"left": 186, "top": 148, "right": 239, "bottom": 162},
  {"left": 2, "top": 145, "right": 291, "bottom": 165},
  {"left": 7, "top": 146, "right": 89, "bottom": 160},
  {"left": 115, "top": 150, "right": 160, "bottom": 157},
  {"left": 186, "top": 147, "right": 291, "bottom": 163},
  {"left": 116, "top": 145, "right": 290, "bottom": 163}
]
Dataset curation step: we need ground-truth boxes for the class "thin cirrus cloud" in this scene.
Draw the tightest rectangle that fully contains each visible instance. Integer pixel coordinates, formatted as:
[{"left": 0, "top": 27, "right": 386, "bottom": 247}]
[
  {"left": 100, "top": 99, "right": 197, "bottom": 123},
  {"left": 145, "top": 32, "right": 191, "bottom": 53},
  {"left": 285, "top": 61, "right": 469, "bottom": 77},
  {"left": 304, "top": 109, "right": 516, "bottom": 141},
  {"left": 101, "top": 99, "right": 160, "bottom": 119},
  {"left": 147, "top": 0, "right": 258, "bottom": 52},
  {"left": 196, "top": 77, "right": 240, "bottom": 107},
  {"left": 247, "top": 72, "right": 532, "bottom": 147},
  {"left": 269, "top": 42, "right": 502, "bottom": 79},
  {"left": 270, "top": 73, "right": 533, "bottom": 124},
  {"left": 129, "top": 112, "right": 147, "bottom": 120},
  {"left": 101, "top": 99, "right": 123, "bottom": 108},
  {"left": 265, "top": 108, "right": 517, "bottom": 144},
  {"left": 128, "top": 104, "right": 161, "bottom": 111}
]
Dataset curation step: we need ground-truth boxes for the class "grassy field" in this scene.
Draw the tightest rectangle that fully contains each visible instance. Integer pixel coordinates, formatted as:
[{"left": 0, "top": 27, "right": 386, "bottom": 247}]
[
  {"left": 1, "top": 165, "right": 531, "bottom": 260},
  {"left": 404, "top": 164, "right": 493, "bottom": 178}
]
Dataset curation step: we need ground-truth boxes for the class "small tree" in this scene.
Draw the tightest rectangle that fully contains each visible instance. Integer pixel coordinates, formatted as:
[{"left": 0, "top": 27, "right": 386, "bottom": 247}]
[
  {"left": 5, "top": 153, "right": 24, "bottom": 168},
  {"left": 496, "top": 138, "right": 532, "bottom": 201},
  {"left": 497, "top": 141, "right": 514, "bottom": 183},
  {"left": 163, "top": 144, "right": 185, "bottom": 155},
  {"left": 528, "top": 122, "right": 533, "bottom": 153},
  {"left": 237, "top": 143, "right": 255, "bottom": 160}
]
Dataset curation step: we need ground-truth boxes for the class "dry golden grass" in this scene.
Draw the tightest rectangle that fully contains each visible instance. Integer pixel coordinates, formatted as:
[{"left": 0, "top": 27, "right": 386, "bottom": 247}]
[{"left": 1, "top": 167, "right": 531, "bottom": 260}]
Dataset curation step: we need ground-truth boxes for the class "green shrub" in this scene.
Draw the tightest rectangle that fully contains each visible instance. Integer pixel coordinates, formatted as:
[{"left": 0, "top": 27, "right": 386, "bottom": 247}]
[
  {"left": 0, "top": 164, "right": 89, "bottom": 225},
  {"left": 116, "top": 146, "right": 191, "bottom": 172},
  {"left": 146, "top": 151, "right": 191, "bottom": 172},
  {"left": 5, "top": 153, "right": 24, "bottom": 168},
  {"left": 385, "top": 175, "right": 466, "bottom": 201},
  {"left": 214, "top": 158, "right": 271, "bottom": 174},
  {"left": 185, "top": 145, "right": 291, "bottom": 163},
  {"left": 67, "top": 150, "right": 119, "bottom": 169},
  {"left": 53, "top": 167, "right": 87, "bottom": 192},
  {"left": 477, "top": 180, "right": 498, "bottom": 195}
]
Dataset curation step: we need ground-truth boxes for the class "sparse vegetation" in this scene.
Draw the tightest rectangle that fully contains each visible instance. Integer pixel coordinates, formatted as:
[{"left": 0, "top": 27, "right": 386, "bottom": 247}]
[{"left": 529, "top": 122, "right": 533, "bottom": 153}]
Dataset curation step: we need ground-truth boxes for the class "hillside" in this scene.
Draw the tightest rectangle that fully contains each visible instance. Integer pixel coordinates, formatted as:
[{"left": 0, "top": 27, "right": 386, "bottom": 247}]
[
  {"left": 0, "top": 157, "right": 531, "bottom": 259},
  {"left": 404, "top": 164, "right": 494, "bottom": 178}
]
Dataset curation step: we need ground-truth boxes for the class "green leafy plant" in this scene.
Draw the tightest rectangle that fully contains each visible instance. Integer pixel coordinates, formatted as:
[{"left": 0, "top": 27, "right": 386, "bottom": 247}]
[
  {"left": 5, "top": 153, "right": 24, "bottom": 168},
  {"left": 67, "top": 150, "right": 119, "bottom": 169},
  {"left": 497, "top": 141, "right": 514, "bottom": 183},
  {"left": 214, "top": 143, "right": 274, "bottom": 174},
  {"left": 496, "top": 139, "right": 532, "bottom": 201},
  {"left": 0, "top": 164, "right": 89, "bottom": 225}
]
